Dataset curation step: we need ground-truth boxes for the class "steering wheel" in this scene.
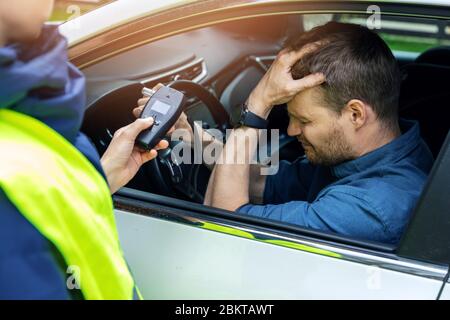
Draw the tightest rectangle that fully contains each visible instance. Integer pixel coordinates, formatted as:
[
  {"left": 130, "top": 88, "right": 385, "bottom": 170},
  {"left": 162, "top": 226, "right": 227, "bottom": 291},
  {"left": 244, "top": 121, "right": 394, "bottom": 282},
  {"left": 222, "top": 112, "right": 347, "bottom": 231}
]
[{"left": 143, "top": 80, "right": 231, "bottom": 202}]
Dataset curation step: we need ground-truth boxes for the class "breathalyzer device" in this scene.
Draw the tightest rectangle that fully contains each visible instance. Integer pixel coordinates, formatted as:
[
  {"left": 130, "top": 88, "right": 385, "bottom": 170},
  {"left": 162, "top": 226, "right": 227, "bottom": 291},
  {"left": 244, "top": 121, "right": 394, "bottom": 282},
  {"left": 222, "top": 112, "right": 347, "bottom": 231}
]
[{"left": 136, "top": 86, "right": 185, "bottom": 150}]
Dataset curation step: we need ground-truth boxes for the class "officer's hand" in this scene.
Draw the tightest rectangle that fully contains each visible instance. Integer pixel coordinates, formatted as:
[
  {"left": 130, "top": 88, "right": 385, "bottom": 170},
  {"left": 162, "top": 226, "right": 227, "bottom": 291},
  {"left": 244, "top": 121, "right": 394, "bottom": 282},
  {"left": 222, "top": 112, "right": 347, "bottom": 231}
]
[{"left": 101, "top": 117, "right": 169, "bottom": 194}]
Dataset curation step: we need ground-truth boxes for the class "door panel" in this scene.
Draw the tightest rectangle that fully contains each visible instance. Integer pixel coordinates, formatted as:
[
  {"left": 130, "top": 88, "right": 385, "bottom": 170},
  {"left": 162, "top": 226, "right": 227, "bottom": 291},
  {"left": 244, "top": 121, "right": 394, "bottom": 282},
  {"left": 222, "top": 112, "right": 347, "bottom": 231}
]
[
  {"left": 116, "top": 210, "right": 443, "bottom": 299},
  {"left": 439, "top": 283, "right": 450, "bottom": 300}
]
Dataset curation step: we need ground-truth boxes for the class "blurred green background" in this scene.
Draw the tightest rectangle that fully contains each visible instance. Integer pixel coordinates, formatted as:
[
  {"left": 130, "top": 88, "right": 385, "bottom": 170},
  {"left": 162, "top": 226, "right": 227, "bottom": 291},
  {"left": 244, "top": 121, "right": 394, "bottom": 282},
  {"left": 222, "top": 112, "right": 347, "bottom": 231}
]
[{"left": 380, "top": 33, "right": 450, "bottom": 53}]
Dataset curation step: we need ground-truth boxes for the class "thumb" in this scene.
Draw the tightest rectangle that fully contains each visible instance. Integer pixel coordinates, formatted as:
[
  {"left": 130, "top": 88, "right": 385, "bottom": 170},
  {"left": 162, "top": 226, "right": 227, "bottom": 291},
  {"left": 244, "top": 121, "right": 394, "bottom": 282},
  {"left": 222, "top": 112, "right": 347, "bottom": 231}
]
[{"left": 123, "top": 117, "right": 154, "bottom": 141}]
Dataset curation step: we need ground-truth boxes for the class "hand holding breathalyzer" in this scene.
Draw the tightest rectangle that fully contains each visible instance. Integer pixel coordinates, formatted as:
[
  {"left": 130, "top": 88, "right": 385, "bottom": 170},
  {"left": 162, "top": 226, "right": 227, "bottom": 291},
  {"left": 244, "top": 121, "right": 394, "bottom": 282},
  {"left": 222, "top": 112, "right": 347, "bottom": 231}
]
[
  {"left": 100, "top": 84, "right": 186, "bottom": 194},
  {"left": 135, "top": 84, "right": 193, "bottom": 144},
  {"left": 136, "top": 85, "right": 185, "bottom": 150}
]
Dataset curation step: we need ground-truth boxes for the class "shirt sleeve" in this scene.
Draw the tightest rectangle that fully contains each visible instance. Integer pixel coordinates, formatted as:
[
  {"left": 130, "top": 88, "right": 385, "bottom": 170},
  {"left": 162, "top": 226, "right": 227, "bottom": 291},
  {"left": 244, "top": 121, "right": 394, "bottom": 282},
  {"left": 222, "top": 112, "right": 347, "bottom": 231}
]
[
  {"left": 239, "top": 187, "right": 393, "bottom": 243},
  {"left": 263, "top": 157, "right": 316, "bottom": 204}
]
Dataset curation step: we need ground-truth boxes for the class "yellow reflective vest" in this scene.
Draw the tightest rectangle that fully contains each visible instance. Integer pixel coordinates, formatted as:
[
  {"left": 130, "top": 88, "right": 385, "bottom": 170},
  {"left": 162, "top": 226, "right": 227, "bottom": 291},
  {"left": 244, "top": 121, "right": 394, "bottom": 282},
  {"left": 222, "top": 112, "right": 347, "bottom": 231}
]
[{"left": 0, "top": 109, "right": 137, "bottom": 300}]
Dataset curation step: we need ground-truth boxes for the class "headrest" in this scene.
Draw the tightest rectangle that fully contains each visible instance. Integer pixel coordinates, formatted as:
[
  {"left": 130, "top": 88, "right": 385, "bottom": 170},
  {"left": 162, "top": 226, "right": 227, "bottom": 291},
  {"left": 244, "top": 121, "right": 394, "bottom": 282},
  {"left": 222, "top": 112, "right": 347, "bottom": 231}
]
[{"left": 415, "top": 46, "right": 450, "bottom": 67}]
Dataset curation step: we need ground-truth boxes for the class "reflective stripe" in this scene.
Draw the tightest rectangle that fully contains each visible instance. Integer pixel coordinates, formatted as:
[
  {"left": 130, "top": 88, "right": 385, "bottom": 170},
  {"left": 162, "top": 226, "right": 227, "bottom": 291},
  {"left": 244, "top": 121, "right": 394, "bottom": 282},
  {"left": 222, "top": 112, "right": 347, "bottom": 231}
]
[
  {"left": 201, "top": 221, "right": 341, "bottom": 258},
  {"left": 0, "top": 109, "right": 135, "bottom": 300}
]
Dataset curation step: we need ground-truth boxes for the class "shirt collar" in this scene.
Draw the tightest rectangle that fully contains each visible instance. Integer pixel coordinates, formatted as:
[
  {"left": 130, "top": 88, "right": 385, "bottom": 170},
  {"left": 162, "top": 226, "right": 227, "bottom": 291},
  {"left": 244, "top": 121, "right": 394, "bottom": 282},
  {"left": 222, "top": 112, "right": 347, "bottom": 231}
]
[{"left": 331, "top": 119, "right": 421, "bottom": 179}]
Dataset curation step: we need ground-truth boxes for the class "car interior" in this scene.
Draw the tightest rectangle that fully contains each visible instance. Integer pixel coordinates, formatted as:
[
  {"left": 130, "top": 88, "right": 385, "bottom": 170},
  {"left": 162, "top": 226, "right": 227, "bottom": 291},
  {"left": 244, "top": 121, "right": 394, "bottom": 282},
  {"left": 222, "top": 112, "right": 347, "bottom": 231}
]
[{"left": 80, "top": 12, "right": 450, "bottom": 246}]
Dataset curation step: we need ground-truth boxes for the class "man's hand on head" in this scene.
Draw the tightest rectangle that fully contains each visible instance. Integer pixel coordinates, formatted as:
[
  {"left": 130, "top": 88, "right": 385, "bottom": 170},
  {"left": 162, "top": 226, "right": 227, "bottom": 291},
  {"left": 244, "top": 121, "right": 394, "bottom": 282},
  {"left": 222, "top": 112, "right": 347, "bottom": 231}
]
[{"left": 248, "top": 43, "right": 326, "bottom": 119}]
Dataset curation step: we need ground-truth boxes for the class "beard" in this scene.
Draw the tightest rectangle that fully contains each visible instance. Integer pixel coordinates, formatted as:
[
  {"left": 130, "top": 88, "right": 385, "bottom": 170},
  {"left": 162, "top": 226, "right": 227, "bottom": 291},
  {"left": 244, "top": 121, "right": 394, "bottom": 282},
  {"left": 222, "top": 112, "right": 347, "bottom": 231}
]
[{"left": 299, "top": 124, "right": 356, "bottom": 166}]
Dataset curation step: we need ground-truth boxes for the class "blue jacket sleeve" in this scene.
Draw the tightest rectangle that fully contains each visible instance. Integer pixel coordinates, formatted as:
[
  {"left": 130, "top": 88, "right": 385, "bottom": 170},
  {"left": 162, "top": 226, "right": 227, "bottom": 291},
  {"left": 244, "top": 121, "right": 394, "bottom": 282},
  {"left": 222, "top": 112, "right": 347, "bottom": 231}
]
[{"left": 0, "top": 189, "right": 70, "bottom": 299}]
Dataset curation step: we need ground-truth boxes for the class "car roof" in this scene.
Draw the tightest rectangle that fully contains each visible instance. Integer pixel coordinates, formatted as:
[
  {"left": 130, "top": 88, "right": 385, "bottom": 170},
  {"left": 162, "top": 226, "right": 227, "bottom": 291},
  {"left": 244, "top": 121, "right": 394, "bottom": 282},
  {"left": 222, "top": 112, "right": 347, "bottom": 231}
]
[
  {"left": 59, "top": 0, "right": 450, "bottom": 46},
  {"left": 59, "top": 0, "right": 190, "bottom": 45}
]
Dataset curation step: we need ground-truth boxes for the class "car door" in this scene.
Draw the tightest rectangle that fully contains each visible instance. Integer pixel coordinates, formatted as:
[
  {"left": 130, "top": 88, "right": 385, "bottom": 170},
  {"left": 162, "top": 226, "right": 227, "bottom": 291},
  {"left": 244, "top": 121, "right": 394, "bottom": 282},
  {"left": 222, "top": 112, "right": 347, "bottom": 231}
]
[
  {"left": 439, "top": 284, "right": 450, "bottom": 300},
  {"left": 113, "top": 130, "right": 449, "bottom": 299},
  {"left": 113, "top": 197, "right": 446, "bottom": 299},
  {"left": 113, "top": 131, "right": 450, "bottom": 299}
]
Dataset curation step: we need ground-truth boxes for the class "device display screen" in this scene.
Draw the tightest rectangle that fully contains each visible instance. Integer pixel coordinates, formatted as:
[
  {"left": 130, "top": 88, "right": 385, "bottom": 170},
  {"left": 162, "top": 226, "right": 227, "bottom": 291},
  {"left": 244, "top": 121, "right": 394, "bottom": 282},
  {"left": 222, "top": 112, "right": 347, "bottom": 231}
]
[{"left": 152, "top": 100, "right": 171, "bottom": 115}]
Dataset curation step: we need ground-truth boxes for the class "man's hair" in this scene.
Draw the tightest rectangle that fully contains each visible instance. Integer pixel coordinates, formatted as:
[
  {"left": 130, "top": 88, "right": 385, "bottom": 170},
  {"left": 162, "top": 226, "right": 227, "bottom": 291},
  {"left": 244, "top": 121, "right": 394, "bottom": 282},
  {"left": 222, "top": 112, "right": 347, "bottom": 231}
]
[{"left": 286, "top": 21, "right": 401, "bottom": 129}]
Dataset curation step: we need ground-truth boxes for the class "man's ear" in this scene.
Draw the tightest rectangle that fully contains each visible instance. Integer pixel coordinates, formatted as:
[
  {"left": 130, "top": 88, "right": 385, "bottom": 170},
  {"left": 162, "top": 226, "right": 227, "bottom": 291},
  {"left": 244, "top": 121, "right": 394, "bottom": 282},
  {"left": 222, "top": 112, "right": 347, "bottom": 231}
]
[{"left": 343, "top": 99, "right": 367, "bottom": 129}]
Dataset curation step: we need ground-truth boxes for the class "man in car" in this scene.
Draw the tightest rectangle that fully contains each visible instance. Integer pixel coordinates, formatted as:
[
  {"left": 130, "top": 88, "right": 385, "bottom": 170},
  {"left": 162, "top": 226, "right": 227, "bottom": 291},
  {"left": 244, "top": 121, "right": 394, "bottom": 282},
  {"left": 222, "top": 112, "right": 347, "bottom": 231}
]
[{"left": 203, "top": 22, "right": 434, "bottom": 244}]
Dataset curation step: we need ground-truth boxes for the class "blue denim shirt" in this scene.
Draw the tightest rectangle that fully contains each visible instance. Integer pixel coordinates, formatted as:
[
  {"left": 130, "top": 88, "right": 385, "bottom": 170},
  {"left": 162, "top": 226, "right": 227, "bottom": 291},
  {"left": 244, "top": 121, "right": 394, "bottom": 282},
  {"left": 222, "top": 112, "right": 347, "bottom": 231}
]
[{"left": 238, "top": 119, "right": 434, "bottom": 244}]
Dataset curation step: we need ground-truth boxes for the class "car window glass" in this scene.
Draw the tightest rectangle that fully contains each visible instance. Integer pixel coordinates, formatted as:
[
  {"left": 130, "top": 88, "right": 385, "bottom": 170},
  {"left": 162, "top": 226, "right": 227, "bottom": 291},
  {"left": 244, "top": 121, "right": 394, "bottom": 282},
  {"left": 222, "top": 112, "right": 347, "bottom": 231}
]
[{"left": 336, "top": 13, "right": 450, "bottom": 55}]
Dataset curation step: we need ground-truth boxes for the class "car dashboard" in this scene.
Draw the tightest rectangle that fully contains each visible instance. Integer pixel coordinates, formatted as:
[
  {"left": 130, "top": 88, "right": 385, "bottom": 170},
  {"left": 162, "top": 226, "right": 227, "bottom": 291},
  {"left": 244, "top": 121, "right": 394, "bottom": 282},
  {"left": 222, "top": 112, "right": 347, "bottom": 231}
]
[{"left": 81, "top": 15, "right": 299, "bottom": 136}]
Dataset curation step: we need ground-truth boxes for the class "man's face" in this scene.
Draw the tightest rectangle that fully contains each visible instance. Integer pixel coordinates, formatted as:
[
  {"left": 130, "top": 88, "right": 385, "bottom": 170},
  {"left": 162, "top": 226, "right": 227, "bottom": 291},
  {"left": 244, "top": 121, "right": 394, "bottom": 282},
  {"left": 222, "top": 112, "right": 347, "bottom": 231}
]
[{"left": 287, "top": 87, "right": 356, "bottom": 166}]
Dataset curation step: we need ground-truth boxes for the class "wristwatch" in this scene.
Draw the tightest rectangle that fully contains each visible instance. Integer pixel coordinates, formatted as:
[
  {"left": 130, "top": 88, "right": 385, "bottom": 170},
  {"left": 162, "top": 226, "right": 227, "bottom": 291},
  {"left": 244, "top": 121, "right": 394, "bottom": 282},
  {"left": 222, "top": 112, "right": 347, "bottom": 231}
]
[{"left": 236, "top": 102, "right": 268, "bottom": 129}]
